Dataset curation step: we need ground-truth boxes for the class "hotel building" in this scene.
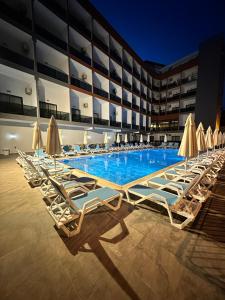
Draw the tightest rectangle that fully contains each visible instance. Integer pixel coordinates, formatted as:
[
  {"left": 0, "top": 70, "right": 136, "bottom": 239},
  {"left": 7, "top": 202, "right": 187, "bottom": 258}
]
[{"left": 0, "top": 0, "right": 224, "bottom": 153}]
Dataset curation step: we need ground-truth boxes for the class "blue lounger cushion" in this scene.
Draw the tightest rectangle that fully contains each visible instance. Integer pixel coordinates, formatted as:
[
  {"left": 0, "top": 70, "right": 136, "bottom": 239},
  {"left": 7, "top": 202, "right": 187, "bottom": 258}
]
[
  {"left": 150, "top": 177, "right": 189, "bottom": 189},
  {"left": 128, "top": 184, "right": 178, "bottom": 206},
  {"left": 71, "top": 187, "right": 120, "bottom": 210}
]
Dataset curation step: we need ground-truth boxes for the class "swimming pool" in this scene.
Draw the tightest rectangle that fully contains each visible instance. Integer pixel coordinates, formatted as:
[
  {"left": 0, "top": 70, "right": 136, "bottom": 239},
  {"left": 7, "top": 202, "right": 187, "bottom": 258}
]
[{"left": 60, "top": 149, "right": 183, "bottom": 185}]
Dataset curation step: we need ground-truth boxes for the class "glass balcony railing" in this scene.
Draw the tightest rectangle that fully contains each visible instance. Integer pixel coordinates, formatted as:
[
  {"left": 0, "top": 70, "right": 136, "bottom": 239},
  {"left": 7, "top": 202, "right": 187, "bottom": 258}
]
[
  {"left": 70, "top": 77, "right": 92, "bottom": 92},
  {"left": 133, "top": 68, "right": 140, "bottom": 78},
  {"left": 141, "top": 92, "right": 147, "bottom": 99},
  {"left": 180, "top": 105, "right": 195, "bottom": 113},
  {"left": 40, "top": 107, "right": 69, "bottom": 121},
  {"left": 93, "top": 34, "right": 109, "bottom": 53},
  {"left": 180, "top": 89, "right": 197, "bottom": 99},
  {"left": 110, "top": 93, "right": 121, "bottom": 104},
  {"left": 70, "top": 47, "right": 92, "bottom": 65},
  {"left": 123, "top": 80, "right": 132, "bottom": 90},
  {"left": 140, "top": 125, "right": 146, "bottom": 131},
  {"left": 93, "top": 61, "right": 108, "bottom": 75},
  {"left": 110, "top": 49, "right": 122, "bottom": 64},
  {"left": 140, "top": 107, "right": 147, "bottom": 114},
  {"left": 93, "top": 87, "right": 108, "bottom": 98},
  {"left": 110, "top": 71, "right": 121, "bottom": 84},
  {"left": 123, "top": 99, "right": 132, "bottom": 108},
  {"left": 123, "top": 61, "right": 132, "bottom": 73},
  {"left": 110, "top": 120, "right": 121, "bottom": 127},
  {"left": 0, "top": 93, "right": 37, "bottom": 117},
  {"left": 72, "top": 112, "right": 92, "bottom": 123},
  {"left": 132, "top": 103, "right": 139, "bottom": 110},
  {"left": 122, "top": 122, "right": 131, "bottom": 129},
  {"left": 0, "top": 1, "right": 32, "bottom": 32},
  {"left": 94, "top": 117, "right": 109, "bottom": 126},
  {"left": 0, "top": 46, "right": 34, "bottom": 70},
  {"left": 69, "top": 16, "right": 91, "bottom": 39},
  {"left": 37, "top": 63, "right": 68, "bottom": 83},
  {"left": 35, "top": 25, "right": 67, "bottom": 51},
  {"left": 132, "top": 124, "right": 139, "bottom": 130},
  {"left": 133, "top": 86, "right": 140, "bottom": 95},
  {"left": 39, "top": 0, "right": 67, "bottom": 21}
]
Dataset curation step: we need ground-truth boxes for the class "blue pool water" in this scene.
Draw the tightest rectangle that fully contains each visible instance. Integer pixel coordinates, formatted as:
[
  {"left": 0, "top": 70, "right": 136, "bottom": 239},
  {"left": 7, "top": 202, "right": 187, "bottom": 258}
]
[{"left": 60, "top": 149, "right": 183, "bottom": 185}]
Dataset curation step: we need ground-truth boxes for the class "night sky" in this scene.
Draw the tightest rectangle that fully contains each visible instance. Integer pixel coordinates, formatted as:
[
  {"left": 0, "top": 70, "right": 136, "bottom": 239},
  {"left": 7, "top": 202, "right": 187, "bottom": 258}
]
[{"left": 91, "top": 0, "right": 225, "bottom": 65}]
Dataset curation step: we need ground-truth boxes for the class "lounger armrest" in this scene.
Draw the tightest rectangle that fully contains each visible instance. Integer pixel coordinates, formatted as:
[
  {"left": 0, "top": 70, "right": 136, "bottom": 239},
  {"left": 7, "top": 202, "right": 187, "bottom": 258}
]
[
  {"left": 149, "top": 193, "right": 168, "bottom": 205},
  {"left": 82, "top": 197, "right": 101, "bottom": 210},
  {"left": 167, "top": 182, "right": 184, "bottom": 191}
]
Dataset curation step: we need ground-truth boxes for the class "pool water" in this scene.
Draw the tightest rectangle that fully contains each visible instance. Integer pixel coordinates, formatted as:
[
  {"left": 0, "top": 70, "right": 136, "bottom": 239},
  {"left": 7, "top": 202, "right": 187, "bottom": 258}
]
[{"left": 60, "top": 149, "right": 183, "bottom": 185}]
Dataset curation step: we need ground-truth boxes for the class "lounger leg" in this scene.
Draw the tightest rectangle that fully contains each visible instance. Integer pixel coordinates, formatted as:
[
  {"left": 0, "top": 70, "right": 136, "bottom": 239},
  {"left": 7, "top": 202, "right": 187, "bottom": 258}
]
[{"left": 103, "top": 194, "right": 122, "bottom": 211}]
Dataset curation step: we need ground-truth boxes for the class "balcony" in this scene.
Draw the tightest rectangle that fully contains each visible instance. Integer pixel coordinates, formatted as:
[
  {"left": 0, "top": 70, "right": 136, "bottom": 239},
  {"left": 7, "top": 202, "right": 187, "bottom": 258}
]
[
  {"left": 167, "top": 108, "right": 179, "bottom": 114},
  {"left": 93, "top": 34, "right": 109, "bottom": 53},
  {"left": 133, "top": 68, "right": 140, "bottom": 79},
  {"left": 181, "top": 75, "right": 197, "bottom": 85},
  {"left": 40, "top": 107, "right": 69, "bottom": 121},
  {"left": 39, "top": 0, "right": 66, "bottom": 21},
  {"left": 0, "top": 45, "right": 34, "bottom": 70},
  {"left": 167, "top": 81, "right": 180, "bottom": 89},
  {"left": 69, "top": 16, "right": 91, "bottom": 40},
  {"left": 70, "top": 47, "right": 91, "bottom": 66},
  {"left": 123, "top": 80, "right": 131, "bottom": 90},
  {"left": 110, "top": 71, "right": 121, "bottom": 84},
  {"left": 122, "top": 122, "right": 131, "bottom": 129},
  {"left": 37, "top": 63, "right": 68, "bottom": 83},
  {"left": 110, "top": 120, "right": 121, "bottom": 127},
  {"left": 167, "top": 94, "right": 180, "bottom": 101},
  {"left": 133, "top": 86, "right": 140, "bottom": 95},
  {"left": 0, "top": 1, "right": 32, "bottom": 32},
  {"left": 140, "top": 107, "right": 147, "bottom": 114},
  {"left": 141, "top": 77, "right": 147, "bottom": 85},
  {"left": 123, "top": 99, "right": 132, "bottom": 108},
  {"left": 93, "top": 61, "right": 108, "bottom": 76},
  {"left": 110, "top": 49, "right": 122, "bottom": 64},
  {"left": 132, "top": 103, "right": 139, "bottom": 110},
  {"left": 110, "top": 93, "right": 121, "bottom": 104},
  {"left": 141, "top": 92, "right": 147, "bottom": 99},
  {"left": 180, "top": 105, "right": 195, "bottom": 113},
  {"left": 160, "top": 97, "right": 167, "bottom": 103},
  {"left": 151, "top": 126, "right": 180, "bottom": 133},
  {"left": 94, "top": 117, "right": 109, "bottom": 126},
  {"left": 72, "top": 112, "right": 92, "bottom": 124},
  {"left": 132, "top": 124, "right": 139, "bottom": 130},
  {"left": 123, "top": 61, "right": 132, "bottom": 73},
  {"left": 0, "top": 93, "right": 37, "bottom": 117},
  {"left": 93, "top": 86, "right": 108, "bottom": 99},
  {"left": 35, "top": 25, "right": 67, "bottom": 51},
  {"left": 180, "top": 89, "right": 197, "bottom": 99},
  {"left": 70, "top": 77, "right": 92, "bottom": 92},
  {"left": 140, "top": 125, "right": 146, "bottom": 131},
  {"left": 152, "top": 84, "right": 160, "bottom": 91}
]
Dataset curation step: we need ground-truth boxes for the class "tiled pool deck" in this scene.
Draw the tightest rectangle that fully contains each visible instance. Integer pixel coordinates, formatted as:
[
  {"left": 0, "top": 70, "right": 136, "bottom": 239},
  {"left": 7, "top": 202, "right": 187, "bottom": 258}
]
[{"left": 0, "top": 155, "right": 225, "bottom": 300}]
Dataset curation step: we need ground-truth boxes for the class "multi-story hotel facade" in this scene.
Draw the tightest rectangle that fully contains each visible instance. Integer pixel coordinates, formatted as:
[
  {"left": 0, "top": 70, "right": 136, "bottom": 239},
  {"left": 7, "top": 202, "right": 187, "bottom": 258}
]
[{"left": 0, "top": 0, "right": 224, "bottom": 153}]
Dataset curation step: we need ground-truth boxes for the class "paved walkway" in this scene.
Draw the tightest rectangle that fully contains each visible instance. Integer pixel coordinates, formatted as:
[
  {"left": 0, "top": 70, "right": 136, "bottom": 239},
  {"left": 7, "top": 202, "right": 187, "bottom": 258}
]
[{"left": 0, "top": 156, "right": 225, "bottom": 300}]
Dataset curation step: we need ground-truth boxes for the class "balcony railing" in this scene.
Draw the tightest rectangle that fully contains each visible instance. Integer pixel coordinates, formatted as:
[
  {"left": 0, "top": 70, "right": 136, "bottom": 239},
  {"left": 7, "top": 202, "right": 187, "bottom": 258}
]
[
  {"left": 39, "top": 0, "right": 66, "bottom": 21},
  {"left": 110, "top": 71, "right": 121, "bottom": 84},
  {"left": 141, "top": 92, "right": 147, "bottom": 99},
  {"left": 123, "top": 99, "right": 132, "bottom": 108},
  {"left": 167, "top": 81, "right": 180, "bottom": 89},
  {"left": 150, "top": 126, "right": 180, "bottom": 133},
  {"left": 110, "top": 120, "right": 121, "bottom": 127},
  {"left": 133, "top": 68, "right": 140, "bottom": 78},
  {"left": 0, "top": 93, "right": 37, "bottom": 117},
  {"left": 132, "top": 103, "right": 139, "bottom": 110},
  {"left": 167, "top": 94, "right": 180, "bottom": 101},
  {"left": 71, "top": 77, "right": 92, "bottom": 92},
  {"left": 110, "top": 93, "right": 121, "bottom": 104},
  {"left": 0, "top": 1, "right": 32, "bottom": 32},
  {"left": 0, "top": 46, "right": 34, "bottom": 70},
  {"left": 181, "top": 75, "right": 197, "bottom": 84},
  {"left": 167, "top": 108, "right": 179, "bottom": 114},
  {"left": 70, "top": 46, "right": 92, "bottom": 65},
  {"left": 132, "top": 124, "right": 139, "bottom": 130},
  {"left": 122, "top": 122, "right": 132, "bottom": 129},
  {"left": 141, "top": 78, "right": 147, "bottom": 85},
  {"left": 72, "top": 113, "right": 92, "bottom": 123},
  {"left": 94, "top": 117, "right": 109, "bottom": 126},
  {"left": 140, "top": 125, "right": 146, "bottom": 131},
  {"left": 140, "top": 107, "right": 147, "bottom": 114},
  {"left": 152, "top": 84, "right": 160, "bottom": 91},
  {"left": 180, "top": 105, "right": 195, "bottom": 113},
  {"left": 37, "top": 63, "right": 68, "bottom": 83},
  {"left": 180, "top": 89, "right": 197, "bottom": 99},
  {"left": 93, "top": 34, "right": 109, "bottom": 53},
  {"left": 35, "top": 25, "right": 67, "bottom": 50},
  {"left": 40, "top": 108, "right": 69, "bottom": 121},
  {"left": 93, "top": 87, "right": 108, "bottom": 99},
  {"left": 123, "top": 80, "right": 132, "bottom": 90},
  {"left": 133, "top": 86, "right": 140, "bottom": 95},
  {"left": 110, "top": 49, "right": 122, "bottom": 64},
  {"left": 93, "top": 61, "right": 108, "bottom": 75},
  {"left": 123, "top": 61, "right": 132, "bottom": 73},
  {"left": 69, "top": 16, "right": 91, "bottom": 39}
]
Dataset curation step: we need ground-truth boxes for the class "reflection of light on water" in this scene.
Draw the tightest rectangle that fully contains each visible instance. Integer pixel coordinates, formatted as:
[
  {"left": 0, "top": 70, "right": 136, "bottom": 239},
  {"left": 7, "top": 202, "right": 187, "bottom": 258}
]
[
  {"left": 84, "top": 164, "right": 88, "bottom": 173},
  {"left": 140, "top": 154, "right": 143, "bottom": 161},
  {"left": 163, "top": 153, "right": 166, "bottom": 160},
  {"left": 104, "top": 159, "right": 109, "bottom": 170},
  {"left": 124, "top": 156, "right": 127, "bottom": 165},
  {"left": 147, "top": 153, "right": 150, "bottom": 160},
  {"left": 116, "top": 158, "right": 120, "bottom": 166}
]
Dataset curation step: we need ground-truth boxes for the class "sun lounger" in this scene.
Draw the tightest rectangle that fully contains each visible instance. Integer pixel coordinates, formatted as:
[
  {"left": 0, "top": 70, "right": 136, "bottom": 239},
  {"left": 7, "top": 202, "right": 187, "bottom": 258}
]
[
  {"left": 125, "top": 175, "right": 203, "bottom": 229},
  {"left": 47, "top": 177, "right": 122, "bottom": 237}
]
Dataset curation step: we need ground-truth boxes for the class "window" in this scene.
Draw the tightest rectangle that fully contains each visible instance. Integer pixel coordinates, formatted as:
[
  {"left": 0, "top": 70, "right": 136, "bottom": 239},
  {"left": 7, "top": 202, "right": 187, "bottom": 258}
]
[
  {"left": 172, "top": 136, "right": 180, "bottom": 141},
  {"left": 160, "top": 136, "right": 164, "bottom": 141}
]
